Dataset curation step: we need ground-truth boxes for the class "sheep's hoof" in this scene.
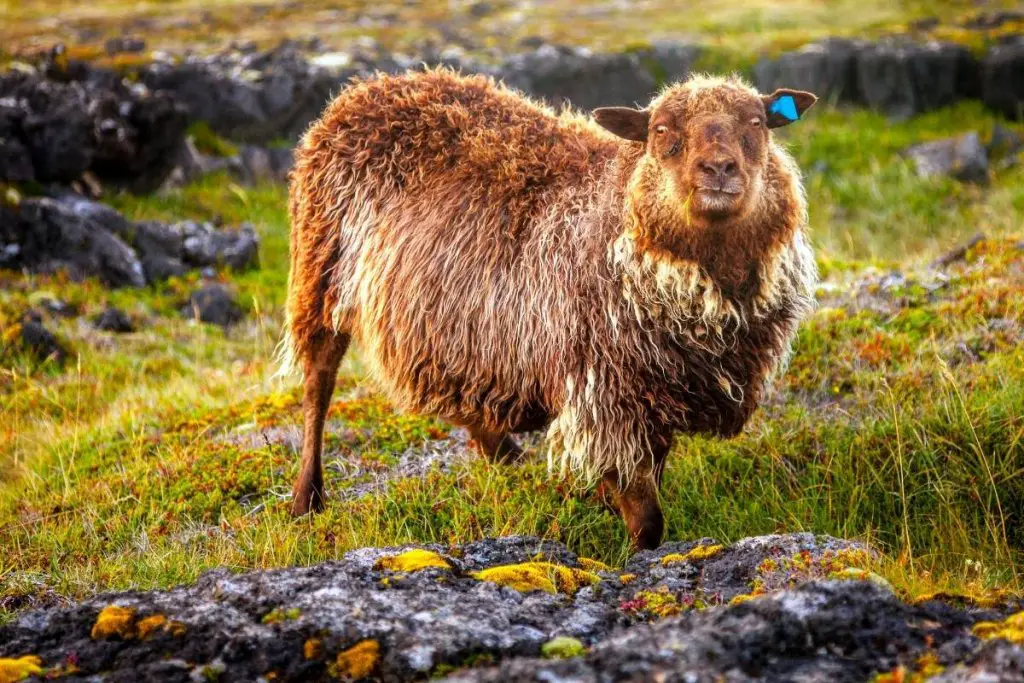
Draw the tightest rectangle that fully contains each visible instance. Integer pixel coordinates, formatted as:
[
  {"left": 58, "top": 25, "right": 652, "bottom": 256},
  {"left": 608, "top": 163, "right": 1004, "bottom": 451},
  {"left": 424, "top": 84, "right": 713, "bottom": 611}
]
[{"left": 290, "top": 488, "right": 325, "bottom": 517}]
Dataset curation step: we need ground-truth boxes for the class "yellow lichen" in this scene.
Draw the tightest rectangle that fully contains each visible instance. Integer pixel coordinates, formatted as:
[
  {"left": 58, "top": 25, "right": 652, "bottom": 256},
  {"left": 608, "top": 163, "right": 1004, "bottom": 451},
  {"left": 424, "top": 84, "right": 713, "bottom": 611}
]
[
  {"left": 335, "top": 639, "right": 380, "bottom": 680},
  {"left": 729, "top": 591, "right": 763, "bottom": 605},
  {"left": 0, "top": 656, "right": 43, "bottom": 683},
  {"left": 618, "top": 573, "right": 637, "bottom": 585},
  {"left": 578, "top": 557, "right": 612, "bottom": 573},
  {"left": 972, "top": 611, "right": 1024, "bottom": 644},
  {"left": 136, "top": 614, "right": 168, "bottom": 639},
  {"left": 167, "top": 621, "right": 188, "bottom": 637},
  {"left": 373, "top": 549, "right": 450, "bottom": 573},
  {"left": 660, "top": 544, "right": 724, "bottom": 567},
  {"left": 91, "top": 605, "right": 137, "bottom": 640},
  {"left": 871, "top": 652, "right": 944, "bottom": 683},
  {"left": 304, "top": 638, "right": 324, "bottom": 660},
  {"left": 471, "top": 562, "right": 600, "bottom": 595}
]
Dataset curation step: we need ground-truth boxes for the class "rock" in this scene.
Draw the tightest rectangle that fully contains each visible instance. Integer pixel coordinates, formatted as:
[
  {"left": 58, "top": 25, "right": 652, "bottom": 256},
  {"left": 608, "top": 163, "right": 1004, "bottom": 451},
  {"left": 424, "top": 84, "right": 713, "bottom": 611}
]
[
  {"left": 236, "top": 144, "right": 293, "bottom": 184},
  {"left": 0, "top": 195, "right": 259, "bottom": 286},
  {"left": 139, "top": 45, "right": 346, "bottom": 143},
  {"left": 755, "top": 38, "right": 863, "bottom": 104},
  {"left": 0, "top": 197, "right": 146, "bottom": 287},
  {"left": 904, "top": 132, "right": 989, "bottom": 183},
  {"left": 181, "top": 283, "right": 244, "bottom": 327},
  {"left": 104, "top": 36, "right": 146, "bottom": 55},
  {"left": 856, "top": 39, "right": 978, "bottom": 119},
  {"left": 499, "top": 43, "right": 698, "bottom": 110},
  {"left": 1, "top": 534, "right": 1018, "bottom": 682},
  {"left": 988, "top": 124, "right": 1023, "bottom": 167},
  {"left": 93, "top": 306, "right": 135, "bottom": 333},
  {"left": 14, "top": 311, "right": 68, "bottom": 364},
  {"left": 982, "top": 38, "right": 1024, "bottom": 121},
  {"left": 0, "top": 65, "right": 189, "bottom": 192},
  {"left": 932, "top": 233, "right": 986, "bottom": 269},
  {"left": 932, "top": 640, "right": 1024, "bottom": 682}
]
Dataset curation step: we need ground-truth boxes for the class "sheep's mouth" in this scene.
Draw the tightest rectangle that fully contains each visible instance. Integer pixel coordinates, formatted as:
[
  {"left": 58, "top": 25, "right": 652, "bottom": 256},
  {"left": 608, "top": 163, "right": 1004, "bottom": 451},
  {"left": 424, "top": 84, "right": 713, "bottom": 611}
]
[{"left": 694, "top": 186, "right": 744, "bottom": 213}]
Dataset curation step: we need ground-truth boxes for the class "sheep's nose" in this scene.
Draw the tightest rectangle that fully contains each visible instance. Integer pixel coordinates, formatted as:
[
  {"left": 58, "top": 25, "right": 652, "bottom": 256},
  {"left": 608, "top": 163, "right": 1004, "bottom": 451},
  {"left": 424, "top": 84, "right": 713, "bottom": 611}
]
[{"left": 699, "top": 158, "right": 738, "bottom": 179}]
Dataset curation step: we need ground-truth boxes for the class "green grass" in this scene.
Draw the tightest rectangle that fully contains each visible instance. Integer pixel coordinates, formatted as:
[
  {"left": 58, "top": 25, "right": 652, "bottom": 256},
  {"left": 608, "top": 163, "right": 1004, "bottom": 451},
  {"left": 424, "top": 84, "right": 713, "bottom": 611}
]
[{"left": 1, "top": 97, "right": 1023, "bottom": 622}]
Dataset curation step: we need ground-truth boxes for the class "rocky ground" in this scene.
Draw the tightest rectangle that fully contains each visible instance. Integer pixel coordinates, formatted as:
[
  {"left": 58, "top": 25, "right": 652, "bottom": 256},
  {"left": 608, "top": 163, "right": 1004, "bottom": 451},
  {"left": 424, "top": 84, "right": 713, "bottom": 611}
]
[{"left": 1, "top": 533, "right": 1022, "bottom": 682}]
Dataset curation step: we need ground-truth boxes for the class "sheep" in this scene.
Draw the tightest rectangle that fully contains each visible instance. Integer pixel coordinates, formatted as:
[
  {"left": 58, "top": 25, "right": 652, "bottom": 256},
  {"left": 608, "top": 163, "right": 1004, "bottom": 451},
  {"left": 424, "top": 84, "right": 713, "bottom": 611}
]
[{"left": 280, "top": 68, "right": 818, "bottom": 550}]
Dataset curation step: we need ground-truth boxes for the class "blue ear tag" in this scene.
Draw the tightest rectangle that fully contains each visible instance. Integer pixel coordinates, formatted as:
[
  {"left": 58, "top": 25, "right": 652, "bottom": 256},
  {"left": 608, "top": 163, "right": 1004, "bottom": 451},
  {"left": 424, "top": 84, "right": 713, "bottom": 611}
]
[{"left": 769, "top": 95, "right": 799, "bottom": 121}]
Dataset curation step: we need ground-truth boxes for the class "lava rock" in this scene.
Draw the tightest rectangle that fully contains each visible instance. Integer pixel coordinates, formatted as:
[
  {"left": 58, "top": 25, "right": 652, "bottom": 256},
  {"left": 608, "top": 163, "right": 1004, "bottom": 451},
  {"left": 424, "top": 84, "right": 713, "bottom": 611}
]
[
  {"left": 904, "top": 132, "right": 989, "bottom": 183},
  {"left": 139, "top": 45, "right": 345, "bottom": 143},
  {"left": 92, "top": 306, "right": 135, "bottom": 333},
  {"left": 755, "top": 38, "right": 864, "bottom": 104},
  {"left": 0, "top": 534, "right": 1016, "bottom": 682},
  {"left": 181, "top": 283, "right": 244, "bottom": 327},
  {"left": 104, "top": 36, "right": 146, "bottom": 55},
  {"left": 982, "top": 37, "right": 1024, "bottom": 121},
  {"left": 236, "top": 144, "right": 294, "bottom": 184},
  {"left": 14, "top": 311, "right": 68, "bottom": 364},
  {"left": 500, "top": 45, "right": 666, "bottom": 110},
  {"left": 0, "top": 196, "right": 146, "bottom": 287},
  {"left": 0, "top": 64, "right": 189, "bottom": 192},
  {"left": 856, "top": 39, "right": 978, "bottom": 119}
]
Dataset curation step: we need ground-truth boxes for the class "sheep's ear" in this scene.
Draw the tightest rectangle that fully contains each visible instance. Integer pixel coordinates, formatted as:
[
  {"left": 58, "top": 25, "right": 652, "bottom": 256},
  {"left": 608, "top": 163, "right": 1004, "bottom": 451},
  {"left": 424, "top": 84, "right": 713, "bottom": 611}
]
[
  {"left": 762, "top": 89, "right": 817, "bottom": 128},
  {"left": 593, "top": 107, "right": 650, "bottom": 142}
]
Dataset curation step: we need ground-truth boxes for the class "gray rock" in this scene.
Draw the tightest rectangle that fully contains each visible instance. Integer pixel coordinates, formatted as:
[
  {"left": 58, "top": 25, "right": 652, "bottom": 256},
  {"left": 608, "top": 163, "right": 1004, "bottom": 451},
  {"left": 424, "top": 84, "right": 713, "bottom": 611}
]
[
  {"left": 0, "top": 64, "right": 189, "bottom": 192},
  {"left": 856, "top": 39, "right": 978, "bottom": 119},
  {"left": 12, "top": 310, "right": 68, "bottom": 364},
  {"left": 181, "top": 283, "right": 244, "bottom": 327},
  {"left": 93, "top": 306, "right": 135, "bottom": 333},
  {"left": 4, "top": 534, "right": 1018, "bottom": 682},
  {"left": 755, "top": 38, "right": 864, "bottom": 104},
  {"left": 0, "top": 196, "right": 146, "bottom": 287},
  {"left": 982, "top": 38, "right": 1024, "bottom": 121},
  {"left": 904, "top": 132, "right": 989, "bottom": 183}
]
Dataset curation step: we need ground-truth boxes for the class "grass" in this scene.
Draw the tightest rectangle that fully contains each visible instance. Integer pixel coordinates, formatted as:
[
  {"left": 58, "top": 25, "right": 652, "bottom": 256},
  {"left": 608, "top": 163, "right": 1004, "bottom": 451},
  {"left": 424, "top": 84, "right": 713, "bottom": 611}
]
[{"left": 1, "top": 85, "right": 1023, "bottom": 623}]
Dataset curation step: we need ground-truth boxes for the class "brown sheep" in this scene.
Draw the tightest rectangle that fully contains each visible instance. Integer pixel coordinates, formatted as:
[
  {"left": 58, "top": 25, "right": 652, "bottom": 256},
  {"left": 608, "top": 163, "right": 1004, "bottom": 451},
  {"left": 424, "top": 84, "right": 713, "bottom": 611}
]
[{"left": 280, "top": 68, "right": 818, "bottom": 550}]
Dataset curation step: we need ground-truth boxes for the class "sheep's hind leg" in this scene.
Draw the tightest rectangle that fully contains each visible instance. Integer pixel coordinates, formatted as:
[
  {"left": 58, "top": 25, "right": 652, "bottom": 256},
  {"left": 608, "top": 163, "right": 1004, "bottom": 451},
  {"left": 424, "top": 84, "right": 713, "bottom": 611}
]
[
  {"left": 467, "top": 424, "right": 523, "bottom": 464},
  {"left": 291, "top": 332, "right": 350, "bottom": 516}
]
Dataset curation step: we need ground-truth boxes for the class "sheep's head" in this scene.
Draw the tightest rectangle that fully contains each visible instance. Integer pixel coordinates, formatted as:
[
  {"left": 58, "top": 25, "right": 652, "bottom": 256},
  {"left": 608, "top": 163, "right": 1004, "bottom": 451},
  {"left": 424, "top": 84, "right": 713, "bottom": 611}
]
[{"left": 594, "top": 76, "right": 816, "bottom": 225}]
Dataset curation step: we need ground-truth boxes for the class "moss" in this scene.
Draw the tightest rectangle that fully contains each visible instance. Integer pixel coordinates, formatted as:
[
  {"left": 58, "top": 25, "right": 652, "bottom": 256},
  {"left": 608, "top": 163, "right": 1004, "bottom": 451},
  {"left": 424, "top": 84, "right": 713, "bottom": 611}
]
[
  {"left": 471, "top": 562, "right": 600, "bottom": 595},
  {"left": 0, "top": 656, "right": 43, "bottom": 683},
  {"left": 872, "top": 651, "right": 944, "bottom": 682},
  {"left": 831, "top": 567, "right": 894, "bottom": 592},
  {"left": 578, "top": 557, "right": 612, "bottom": 573},
  {"left": 90, "top": 605, "right": 136, "bottom": 640},
  {"left": 334, "top": 639, "right": 380, "bottom": 680},
  {"left": 972, "top": 611, "right": 1024, "bottom": 644},
  {"left": 374, "top": 549, "right": 451, "bottom": 573},
  {"left": 540, "top": 636, "right": 587, "bottom": 659},
  {"left": 618, "top": 573, "right": 637, "bottom": 585},
  {"left": 136, "top": 614, "right": 167, "bottom": 639},
  {"left": 660, "top": 543, "right": 724, "bottom": 566},
  {"left": 262, "top": 607, "right": 301, "bottom": 625},
  {"left": 620, "top": 586, "right": 682, "bottom": 618},
  {"left": 303, "top": 638, "right": 324, "bottom": 660}
]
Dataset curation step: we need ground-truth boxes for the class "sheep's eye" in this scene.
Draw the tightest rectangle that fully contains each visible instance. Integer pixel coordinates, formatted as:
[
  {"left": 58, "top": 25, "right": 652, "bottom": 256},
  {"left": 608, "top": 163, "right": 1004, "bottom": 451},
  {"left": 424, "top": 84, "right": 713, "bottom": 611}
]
[
  {"left": 655, "top": 124, "right": 669, "bottom": 135},
  {"left": 750, "top": 117, "right": 763, "bottom": 127}
]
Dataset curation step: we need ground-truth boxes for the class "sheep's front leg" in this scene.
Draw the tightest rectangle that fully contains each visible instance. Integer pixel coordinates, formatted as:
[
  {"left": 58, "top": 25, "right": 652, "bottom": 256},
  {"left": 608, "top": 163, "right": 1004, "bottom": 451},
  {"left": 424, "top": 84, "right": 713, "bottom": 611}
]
[{"left": 603, "top": 468, "right": 664, "bottom": 550}]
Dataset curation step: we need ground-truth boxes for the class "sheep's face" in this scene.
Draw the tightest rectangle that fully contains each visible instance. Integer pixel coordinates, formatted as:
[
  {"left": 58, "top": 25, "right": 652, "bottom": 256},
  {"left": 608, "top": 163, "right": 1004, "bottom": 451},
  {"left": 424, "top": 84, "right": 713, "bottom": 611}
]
[{"left": 594, "top": 77, "right": 816, "bottom": 223}]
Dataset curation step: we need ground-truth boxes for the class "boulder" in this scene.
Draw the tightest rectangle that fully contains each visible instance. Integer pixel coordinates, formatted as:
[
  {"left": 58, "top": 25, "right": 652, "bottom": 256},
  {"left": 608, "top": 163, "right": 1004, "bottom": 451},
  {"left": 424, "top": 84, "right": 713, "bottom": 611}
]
[
  {"left": 0, "top": 197, "right": 146, "bottom": 287},
  {"left": 0, "top": 195, "right": 260, "bottom": 286},
  {"left": 181, "top": 283, "right": 244, "bottom": 327},
  {"left": 0, "top": 534, "right": 1019, "bottom": 682},
  {"left": 856, "top": 39, "right": 978, "bottom": 119},
  {"left": 500, "top": 44, "right": 670, "bottom": 110},
  {"left": 0, "top": 63, "right": 189, "bottom": 192},
  {"left": 904, "top": 132, "right": 989, "bottom": 183},
  {"left": 139, "top": 45, "right": 347, "bottom": 143},
  {"left": 14, "top": 310, "right": 69, "bottom": 364},
  {"left": 92, "top": 306, "right": 135, "bottom": 333},
  {"left": 981, "top": 37, "right": 1024, "bottom": 121},
  {"left": 755, "top": 38, "right": 864, "bottom": 104}
]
